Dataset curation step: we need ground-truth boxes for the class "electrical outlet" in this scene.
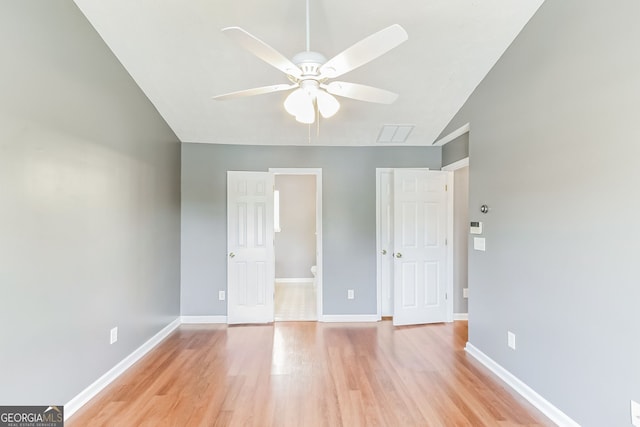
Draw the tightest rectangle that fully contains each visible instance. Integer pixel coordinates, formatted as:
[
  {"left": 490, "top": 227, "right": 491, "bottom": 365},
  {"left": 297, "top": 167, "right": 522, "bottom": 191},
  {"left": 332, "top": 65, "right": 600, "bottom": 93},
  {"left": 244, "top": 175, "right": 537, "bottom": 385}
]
[
  {"left": 347, "top": 289, "right": 354, "bottom": 300},
  {"left": 507, "top": 331, "right": 516, "bottom": 350},
  {"left": 110, "top": 327, "right": 118, "bottom": 345},
  {"left": 219, "top": 290, "right": 225, "bottom": 301},
  {"left": 463, "top": 288, "right": 469, "bottom": 298},
  {"left": 631, "top": 400, "right": 640, "bottom": 427}
]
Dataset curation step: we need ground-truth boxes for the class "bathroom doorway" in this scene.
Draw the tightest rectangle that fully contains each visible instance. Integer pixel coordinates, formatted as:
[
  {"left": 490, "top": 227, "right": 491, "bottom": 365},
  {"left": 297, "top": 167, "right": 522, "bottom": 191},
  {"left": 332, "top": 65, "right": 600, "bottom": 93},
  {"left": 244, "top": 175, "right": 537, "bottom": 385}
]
[{"left": 270, "top": 168, "right": 322, "bottom": 321}]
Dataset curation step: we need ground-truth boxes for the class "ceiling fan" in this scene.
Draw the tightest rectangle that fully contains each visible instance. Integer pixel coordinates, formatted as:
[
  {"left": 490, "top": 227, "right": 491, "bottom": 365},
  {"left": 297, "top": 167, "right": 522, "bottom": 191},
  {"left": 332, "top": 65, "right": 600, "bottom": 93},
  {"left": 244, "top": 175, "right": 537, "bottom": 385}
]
[{"left": 212, "top": 0, "right": 408, "bottom": 124}]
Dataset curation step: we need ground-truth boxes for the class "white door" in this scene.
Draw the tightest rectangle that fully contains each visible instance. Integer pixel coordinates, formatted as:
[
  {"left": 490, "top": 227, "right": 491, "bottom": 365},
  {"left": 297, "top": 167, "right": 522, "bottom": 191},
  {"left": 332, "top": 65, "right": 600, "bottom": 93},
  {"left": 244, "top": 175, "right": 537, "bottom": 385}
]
[
  {"left": 227, "top": 171, "right": 274, "bottom": 324},
  {"left": 393, "top": 169, "right": 448, "bottom": 326}
]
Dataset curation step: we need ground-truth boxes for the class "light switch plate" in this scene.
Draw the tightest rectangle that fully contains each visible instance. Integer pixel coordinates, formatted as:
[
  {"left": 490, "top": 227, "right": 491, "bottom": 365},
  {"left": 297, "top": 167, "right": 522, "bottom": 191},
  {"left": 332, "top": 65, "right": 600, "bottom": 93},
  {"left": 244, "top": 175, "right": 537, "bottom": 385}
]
[
  {"left": 347, "top": 289, "right": 354, "bottom": 300},
  {"left": 219, "top": 290, "right": 225, "bottom": 301},
  {"left": 463, "top": 288, "right": 469, "bottom": 298},
  {"left": 473, "top": 237, "right": 486, "bottom": 251},
  {"left": 110, "top": 327, "right": 118, "bottom": 345}
]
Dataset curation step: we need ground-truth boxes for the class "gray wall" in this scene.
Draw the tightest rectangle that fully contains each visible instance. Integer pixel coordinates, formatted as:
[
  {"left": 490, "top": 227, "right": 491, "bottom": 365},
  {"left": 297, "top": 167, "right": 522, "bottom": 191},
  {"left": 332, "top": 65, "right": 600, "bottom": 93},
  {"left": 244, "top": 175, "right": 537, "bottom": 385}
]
[
  {"left": 442, "top": 133, "right": 469, "bottom": 167},
  {"left": 438, "top": 0, "right": 640, "bottom": 425},
  {"left": 275, "top": 175, "right": 316, "bottom": 279},
  {"left": 181, "top": 144, "right": 441, "bottom": 316},
  {"left": 0, "top": 1, "right": 181, "bottom": 406},
  {"left": 452, "top": 166, "right": 469, "bottom": 314}
]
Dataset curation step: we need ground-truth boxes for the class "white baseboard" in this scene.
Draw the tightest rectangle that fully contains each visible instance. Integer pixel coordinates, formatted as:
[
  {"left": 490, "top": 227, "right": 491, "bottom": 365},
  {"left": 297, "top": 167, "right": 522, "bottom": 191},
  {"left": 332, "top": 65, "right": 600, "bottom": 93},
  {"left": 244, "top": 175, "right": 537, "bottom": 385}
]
[
  {"left": 320, "top": 314, "right": 379, "bottom": 323},
  {"left": 181, "top": 315, "right": 227, "bottom": 324},
  {"left": 465, "top": 343, "right": 579, "bottom": 427},
  {"left": 64, "top": 318, "right": 181, "bottom": 420},
  {"left": 454, "top": 313, "right": 469, "bottom": 321},
  {"left": 275, "top": 278, "right": 314, "bottom": 284}
]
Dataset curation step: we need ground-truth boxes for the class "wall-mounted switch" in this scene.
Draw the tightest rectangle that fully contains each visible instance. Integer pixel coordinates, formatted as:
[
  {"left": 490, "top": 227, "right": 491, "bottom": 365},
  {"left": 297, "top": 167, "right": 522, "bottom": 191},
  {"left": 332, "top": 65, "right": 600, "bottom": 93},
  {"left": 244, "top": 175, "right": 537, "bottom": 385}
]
[
  {"left": 470, "top": 221, "right": 483, "bottom": 234},
  {"left": 110, "top": 327, "right": 118, "bottom": 345},
  {"left": 219, "top": 290, "right": 226, "bottom": 301},
  {"left": 463, "top": 288, "right": 469, "bottom": 298},
  {"left": 347, "top": 289, "right": 354, "bottom": 300}
]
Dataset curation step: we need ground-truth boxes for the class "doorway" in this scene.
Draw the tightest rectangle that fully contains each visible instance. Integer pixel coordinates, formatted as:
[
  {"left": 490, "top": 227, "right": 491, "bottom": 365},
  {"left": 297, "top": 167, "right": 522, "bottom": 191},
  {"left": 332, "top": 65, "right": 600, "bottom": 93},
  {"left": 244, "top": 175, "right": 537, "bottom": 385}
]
[{"left": 271, "top": 168, "right": 322, "bottom": 321}]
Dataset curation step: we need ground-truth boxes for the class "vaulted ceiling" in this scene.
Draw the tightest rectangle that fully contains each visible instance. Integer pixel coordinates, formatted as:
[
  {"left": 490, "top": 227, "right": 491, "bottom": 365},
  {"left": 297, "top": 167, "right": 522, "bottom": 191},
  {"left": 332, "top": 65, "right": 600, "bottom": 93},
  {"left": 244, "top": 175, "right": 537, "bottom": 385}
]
[{"left": 73, "top": 0, "right": 544, "bottom": 146}]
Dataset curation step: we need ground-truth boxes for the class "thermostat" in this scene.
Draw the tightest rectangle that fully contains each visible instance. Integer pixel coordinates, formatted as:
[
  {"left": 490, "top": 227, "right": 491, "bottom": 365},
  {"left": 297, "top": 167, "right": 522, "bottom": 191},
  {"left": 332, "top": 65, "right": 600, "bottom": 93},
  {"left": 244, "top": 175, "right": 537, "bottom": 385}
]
[{"left": 470, "top": 221, "right": 483, "bottom": 234}]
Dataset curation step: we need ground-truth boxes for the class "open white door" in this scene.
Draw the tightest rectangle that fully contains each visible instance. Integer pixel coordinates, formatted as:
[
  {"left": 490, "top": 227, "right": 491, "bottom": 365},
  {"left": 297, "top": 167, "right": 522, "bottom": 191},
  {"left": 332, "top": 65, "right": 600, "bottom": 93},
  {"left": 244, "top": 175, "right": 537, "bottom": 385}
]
[
  {"left": 393, "top": 169, "right": 448, "bottom": 326},
  {"left": 227, "top": 171, "right": 274, "bottom": 324}
]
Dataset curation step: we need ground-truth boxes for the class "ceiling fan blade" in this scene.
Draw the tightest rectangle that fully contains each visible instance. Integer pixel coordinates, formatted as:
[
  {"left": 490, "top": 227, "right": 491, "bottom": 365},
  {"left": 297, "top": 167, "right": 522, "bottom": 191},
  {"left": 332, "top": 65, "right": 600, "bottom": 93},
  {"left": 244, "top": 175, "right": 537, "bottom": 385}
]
[
  {"left": 319, "top": 24, "right": 408, "bottom": 79},
  {"left": 322, "top": 81, "right": 399, "bottom": 104},
  {"left": 213, "top": 84, "right": 297, "bottom": 101},
  {"left": 222, "top": 27, "right": 302, "bottom": 79}
]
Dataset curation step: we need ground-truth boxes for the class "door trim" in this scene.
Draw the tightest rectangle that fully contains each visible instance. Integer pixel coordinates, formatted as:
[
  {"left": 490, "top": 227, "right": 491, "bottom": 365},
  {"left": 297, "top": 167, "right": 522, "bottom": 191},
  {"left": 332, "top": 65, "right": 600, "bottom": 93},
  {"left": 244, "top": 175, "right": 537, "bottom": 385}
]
[
  {"left": 376, "top": 168, "right": 393, "bottom": 320},
  {"left": 442, "top": 157, "right": 469, "bottom": 323},
  {"left": 269, "top": 168, "right": 323, "bottom": 320}
]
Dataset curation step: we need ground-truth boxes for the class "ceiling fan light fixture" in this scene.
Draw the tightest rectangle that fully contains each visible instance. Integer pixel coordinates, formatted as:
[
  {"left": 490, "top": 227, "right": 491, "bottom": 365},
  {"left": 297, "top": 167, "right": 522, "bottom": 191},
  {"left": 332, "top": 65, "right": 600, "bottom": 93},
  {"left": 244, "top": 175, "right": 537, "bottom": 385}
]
[
  {"left": 285, "top": 88, "right": 315, "bottom": 123},
  {"left": 316, "top": 90, "right": 340, "bottom": 119}
]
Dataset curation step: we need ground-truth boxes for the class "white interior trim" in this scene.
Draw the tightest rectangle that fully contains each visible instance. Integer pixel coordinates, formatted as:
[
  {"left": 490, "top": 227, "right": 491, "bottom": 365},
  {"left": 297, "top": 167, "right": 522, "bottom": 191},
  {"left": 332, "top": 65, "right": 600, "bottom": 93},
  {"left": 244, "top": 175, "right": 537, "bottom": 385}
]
[
  {"left": 432, "top": 123, "right": 470, "bottom": 146},
  {"left": 446, "top": 170, "right": 454, "bottom": 322},
  {"left": 181, "top": 316, "right": 228, "bottom": 324},
  {"left": 454, "top": 313, "right": 469, "bottom": 321},
  {"left": 270, "top": 168, "right": 323, "bottom": 319},
  {"left": 465, "top": 343, "right": 579, "bottom": 427},
  {"left": 64, "top": 318, "right": 181, "bottom": 420},
  {"left": 320, "top": 314, "right": 380, "bottom": 323},
  {"left": 442, "top": 157, "right": 469, "bottom": 171}
]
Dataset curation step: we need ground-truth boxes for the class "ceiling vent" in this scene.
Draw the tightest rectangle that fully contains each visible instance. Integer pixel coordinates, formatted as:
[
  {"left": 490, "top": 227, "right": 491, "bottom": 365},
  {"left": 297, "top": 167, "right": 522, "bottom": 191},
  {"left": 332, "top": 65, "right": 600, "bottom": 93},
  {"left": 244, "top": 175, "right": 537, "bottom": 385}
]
[{"left": 377, "top": 125, "right": 414, "bottom": 143}]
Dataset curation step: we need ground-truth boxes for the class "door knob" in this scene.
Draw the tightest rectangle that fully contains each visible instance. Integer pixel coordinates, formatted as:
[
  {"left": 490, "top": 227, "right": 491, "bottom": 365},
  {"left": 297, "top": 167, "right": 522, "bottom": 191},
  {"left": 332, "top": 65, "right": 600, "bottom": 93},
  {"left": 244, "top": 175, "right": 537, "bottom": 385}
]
[
  {"left": 381, "top": 249, "right": 387, "bottom": 255},
  {"left": 395, "top": 252, "right": 402, "bottom": 258},
  {"left": 229, "top": 252, "right": 235, "bottom": 258}
]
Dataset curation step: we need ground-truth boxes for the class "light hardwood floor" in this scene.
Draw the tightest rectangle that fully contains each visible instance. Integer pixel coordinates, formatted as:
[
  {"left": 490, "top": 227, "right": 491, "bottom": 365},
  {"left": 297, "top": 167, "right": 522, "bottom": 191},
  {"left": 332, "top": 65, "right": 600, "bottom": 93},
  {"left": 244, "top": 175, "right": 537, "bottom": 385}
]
[
  {"left": 274, "top": 282, "right": 317, "bottom": 321},
  {"left": 67, "top": 321, "right": 554, "bottom": 426}
]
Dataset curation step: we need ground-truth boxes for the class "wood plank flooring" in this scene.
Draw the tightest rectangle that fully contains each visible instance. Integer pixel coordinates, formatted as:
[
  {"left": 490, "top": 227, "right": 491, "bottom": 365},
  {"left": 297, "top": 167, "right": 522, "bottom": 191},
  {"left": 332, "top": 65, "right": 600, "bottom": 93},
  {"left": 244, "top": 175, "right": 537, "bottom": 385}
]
[
  {"left": 274, "top": 282, "right": 317, "bottom": 321},
  {"left": 67, "top": 321, "right": 554, "bottom": 426}
]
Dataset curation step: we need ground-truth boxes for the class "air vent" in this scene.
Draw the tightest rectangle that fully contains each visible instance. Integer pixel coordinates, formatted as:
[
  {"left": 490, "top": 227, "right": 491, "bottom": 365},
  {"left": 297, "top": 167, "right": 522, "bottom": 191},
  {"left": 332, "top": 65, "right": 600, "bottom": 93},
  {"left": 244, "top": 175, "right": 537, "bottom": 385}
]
[{"left": 377, "top": 125, "right": 414, "bottom": 143}]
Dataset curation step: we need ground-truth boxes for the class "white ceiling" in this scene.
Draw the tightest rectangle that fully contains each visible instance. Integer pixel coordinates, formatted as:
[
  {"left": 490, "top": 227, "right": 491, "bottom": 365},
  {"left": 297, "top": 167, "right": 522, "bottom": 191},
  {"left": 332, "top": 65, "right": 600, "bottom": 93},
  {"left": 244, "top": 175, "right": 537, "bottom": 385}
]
[{"left": 73, "top": 0, "right": 544, "bottom": 146}]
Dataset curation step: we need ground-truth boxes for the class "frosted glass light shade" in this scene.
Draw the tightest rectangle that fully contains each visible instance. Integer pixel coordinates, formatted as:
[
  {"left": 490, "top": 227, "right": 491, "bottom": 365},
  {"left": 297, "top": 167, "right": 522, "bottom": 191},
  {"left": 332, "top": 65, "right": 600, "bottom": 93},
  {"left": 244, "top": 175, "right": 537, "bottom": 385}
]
[
  {"left": 316, "top": 90, "right": 340, "bottom": 118},
  {"left": 284, "top": 89, "right": 313, "bottom": 119}
]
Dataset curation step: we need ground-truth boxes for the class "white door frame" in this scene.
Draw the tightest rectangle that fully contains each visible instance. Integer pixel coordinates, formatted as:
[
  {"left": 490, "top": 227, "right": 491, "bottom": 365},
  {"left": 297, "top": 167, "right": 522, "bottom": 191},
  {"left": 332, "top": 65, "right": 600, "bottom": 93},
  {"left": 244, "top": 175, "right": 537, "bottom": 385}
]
[
  {"left": 376, "top": 168, "right": 454, "bottom": 322},
  {"left": 270, "top": 168, "right": 323, "bottom": 320},
  {"left": 442, "top": 157, "right": 469, "bottom": 321}
]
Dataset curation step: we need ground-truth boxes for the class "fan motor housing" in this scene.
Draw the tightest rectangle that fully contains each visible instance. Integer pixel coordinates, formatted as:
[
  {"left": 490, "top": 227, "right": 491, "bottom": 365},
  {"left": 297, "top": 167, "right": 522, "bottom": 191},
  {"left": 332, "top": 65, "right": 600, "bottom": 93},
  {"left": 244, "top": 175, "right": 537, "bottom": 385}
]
[{"left": 292, "top": 51, "right": 327, "bottom": 77}]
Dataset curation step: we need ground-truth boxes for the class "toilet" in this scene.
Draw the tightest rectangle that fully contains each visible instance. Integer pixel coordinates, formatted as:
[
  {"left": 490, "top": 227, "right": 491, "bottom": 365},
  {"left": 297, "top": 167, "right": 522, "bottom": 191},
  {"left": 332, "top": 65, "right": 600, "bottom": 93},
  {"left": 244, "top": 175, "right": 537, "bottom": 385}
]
[{"left": 310, "top": 265, "right": 317, "bottom": 288}]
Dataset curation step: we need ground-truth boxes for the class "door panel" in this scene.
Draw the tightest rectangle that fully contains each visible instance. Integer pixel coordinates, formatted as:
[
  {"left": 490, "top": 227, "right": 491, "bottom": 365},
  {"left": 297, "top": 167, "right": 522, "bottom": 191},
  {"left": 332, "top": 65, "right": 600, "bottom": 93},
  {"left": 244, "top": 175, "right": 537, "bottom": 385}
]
[
  {"left": 393, "top": 169, "right": 448, "bottom": 326},
  {"left": 227, "top": 171, "right": 274, "bottom": 324}
]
